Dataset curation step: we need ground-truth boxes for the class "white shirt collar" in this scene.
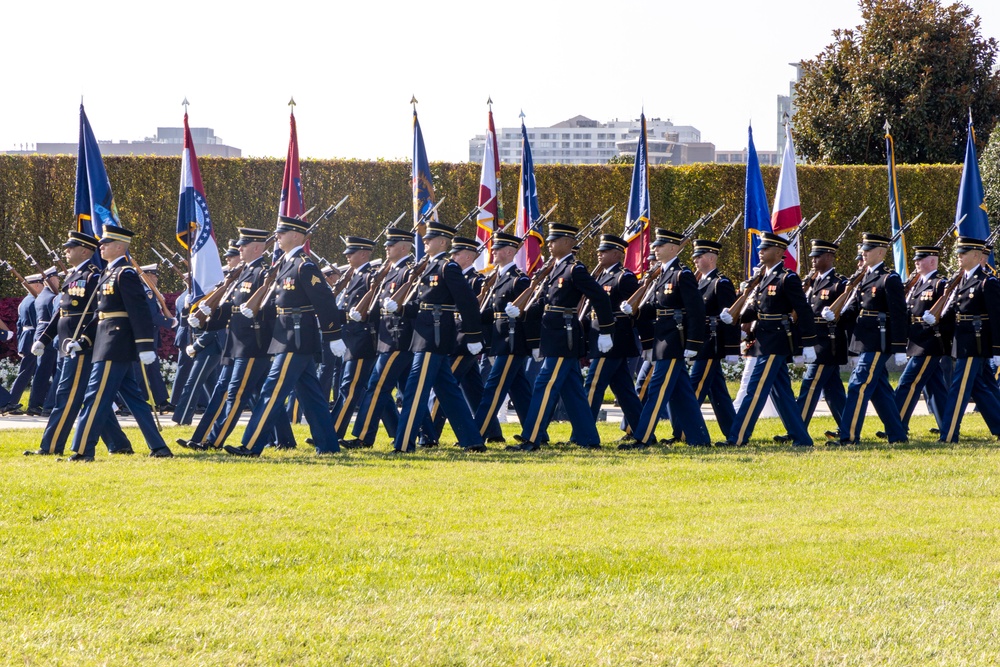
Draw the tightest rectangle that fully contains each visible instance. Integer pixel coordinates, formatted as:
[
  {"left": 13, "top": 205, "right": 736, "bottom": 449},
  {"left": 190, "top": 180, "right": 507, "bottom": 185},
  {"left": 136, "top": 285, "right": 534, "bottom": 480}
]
[
  {"left": 556, "top": 254, "right": 575, "bottom": 266},
  {"left": 286, "top": 245, "right": 304, "bottom": 258},
  {"left": 498, "top": 261, "right": 516, "bottom": 274},
  {"left": 819, "top": 267, "right": 836, "bottom": 279},
  {"left": 867, "top": 261, "right": 884, "bottom": 274},
  {"left": 462, "top": 265, "right": 475, "bottom": 275},
  {"left": 603, "top": 262, "right": 622, "bottom": 275}
]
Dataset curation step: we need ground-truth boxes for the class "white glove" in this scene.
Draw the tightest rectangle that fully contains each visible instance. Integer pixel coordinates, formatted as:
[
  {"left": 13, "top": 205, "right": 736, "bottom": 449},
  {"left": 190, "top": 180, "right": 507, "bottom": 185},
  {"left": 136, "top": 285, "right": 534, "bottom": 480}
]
[
  {"left": 185, "top": 344, "right": 197, "bottom": 358},
  {"left": 803, "top": 346, "right": 817, "bottom": 364},
  {"left": 2, "top": 330, "right": 13, "bottom": 342},
  {"left": 467, "top": 341, "right": 483, "bottom": 355},
  {"left": 718, "top": 310, "right": 734, "bottom": 325},
  {"left": 792, "top": 355, "right": 805, "bottom": 365},
  {"left": 531, "top": 348, "right": 542, "bottom": 362},
  {"left": 992, "top": 356, "right": 1000, "bottom": 368},
  {"left": 505, "top": 302, "right": 521, "bottom": 319},
  {"left": 894, "top": 353, "right": 908, "bottom": 366},
  {"left": 684, "top": 348, "right": 697, "bottom": 359},
  {"left": 66, "top": 340, "right": 83, "bottom": 355},
  {"left": 198, "top": 303, "right": 212, "bottom": 316},
  {"left": 642, "top": 349, "right": 653, "bottom": 362},
  {"left": 922, "top": 311, "right": 937, "bottom": 325},
  {"left": 619, "top": 301, "right": 633, "bottom": 316},
  {"left": 169, "top": 318, "right": 178, "bottom": 328},
  {"left": 139, "top": 351, "right": 157, "bottom": 365},
  {"left": 31, "top": 341, "right": 45, "bottom": 356},
  {"left": 383, "top": 298, "right": 399, "bottom": 314},
  {"left": 597, "top": 334, "right": 613, "bottom": 353},
  {"left": 348, "top": 308, "right": 363, "bottom": 322},
  {"left": 724, "top": 355, "right": 740, "bottom": 365},
  {"left": 239, "top": 305, "right": 254, "bottom": 319},
  {"left": 329, "top": 339, "right": 347, "bottom": 357},
  {"left": 821, "top": 307, "right": 836, "bottom": 322},
  {"left": 187, "top": 313, "right": 202, "bottom": 328}
]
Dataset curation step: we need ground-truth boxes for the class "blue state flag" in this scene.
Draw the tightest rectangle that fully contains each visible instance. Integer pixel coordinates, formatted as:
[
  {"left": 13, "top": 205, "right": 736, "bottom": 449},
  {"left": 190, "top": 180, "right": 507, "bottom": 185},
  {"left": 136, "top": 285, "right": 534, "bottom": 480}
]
[
  {"left": 956, "top": 114, "right": 990, "bottom": 242},
  {"left": 885, "top": 127, "right": 908, "bottom": 279},
  {"left": 74, "top": 104, "right": 120, "bottom": 264},
  {"left": 744, "top": 125, "right": 771, "bottom": 279},
  {"left": 515, "top": 118, "right": 543, "bottom": 275},
  {"left": 412, "top": 109, "right": 435, "bottom": 260},
  {"left": 623, "top": 112, "right": 651, "bottom": 275}
]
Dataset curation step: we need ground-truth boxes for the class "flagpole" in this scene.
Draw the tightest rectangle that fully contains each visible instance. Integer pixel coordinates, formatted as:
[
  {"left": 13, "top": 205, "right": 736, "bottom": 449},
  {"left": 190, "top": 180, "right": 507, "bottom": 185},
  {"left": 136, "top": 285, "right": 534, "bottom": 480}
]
[{"left": 183, "top": 98, "right": 194, "bottom": 308}]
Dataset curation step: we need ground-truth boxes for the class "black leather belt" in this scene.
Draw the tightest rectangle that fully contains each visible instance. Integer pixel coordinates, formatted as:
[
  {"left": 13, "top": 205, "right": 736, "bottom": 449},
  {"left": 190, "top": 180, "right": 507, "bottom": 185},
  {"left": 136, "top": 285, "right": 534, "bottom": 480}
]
[{"left": 276, "top": 306, "right": 314, "bottom": 315}]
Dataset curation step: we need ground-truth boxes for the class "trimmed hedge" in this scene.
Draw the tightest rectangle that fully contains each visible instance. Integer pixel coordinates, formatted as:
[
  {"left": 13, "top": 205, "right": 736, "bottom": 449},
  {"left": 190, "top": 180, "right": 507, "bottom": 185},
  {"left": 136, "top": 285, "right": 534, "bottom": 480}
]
[{"left": 0, "top": 155, "right": 974, "bottom": 299}]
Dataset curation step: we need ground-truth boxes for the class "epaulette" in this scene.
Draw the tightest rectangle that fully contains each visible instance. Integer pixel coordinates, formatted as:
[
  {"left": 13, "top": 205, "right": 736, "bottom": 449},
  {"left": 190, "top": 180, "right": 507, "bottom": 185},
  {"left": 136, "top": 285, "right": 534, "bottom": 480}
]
[{"left": 718, "top": 275, "right": 732, "bottom": 283}]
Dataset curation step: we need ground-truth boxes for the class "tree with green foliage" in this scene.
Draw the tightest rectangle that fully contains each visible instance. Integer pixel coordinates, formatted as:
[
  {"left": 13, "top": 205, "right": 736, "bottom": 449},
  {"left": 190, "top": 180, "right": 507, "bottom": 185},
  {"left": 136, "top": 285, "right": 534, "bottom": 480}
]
[
  {"left": 793, "top": 0, "right": 1000, "bottom": 165},
  {"left": 982, "top": 127, "right": 1000, "bottom": 232}
]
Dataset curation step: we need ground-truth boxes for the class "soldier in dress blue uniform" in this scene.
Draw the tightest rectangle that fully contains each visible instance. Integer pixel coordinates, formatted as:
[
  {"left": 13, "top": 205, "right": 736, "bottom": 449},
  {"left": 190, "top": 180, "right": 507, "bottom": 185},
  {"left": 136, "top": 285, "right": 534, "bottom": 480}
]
[
  {"left": 619, "top": 228, "right": 710, "bottom": 449},
  {"left": 822, "top": 232, "right": 908, "bottom": 445},
  {"left": 1, "top": 273, "right": 42, "bottom": 414},
  {"left": 505, "top": 221, "right": 615, "bottom": 451},
  {"left": 582, "top": 233, "right": 642, "bottom": 432},
  {"left": 225, "top": 215, "right": 343, "bottom": 457},
  {"left": 331, "top": 235, "right": 384, "bottom": 441},
  {"left": 667, "top": 238, "right": 740, "bottom": 443},
  {"left": 68, "top": 227, "right": 173, "bottom": 460},
  {"left": 473, "top": 231, "right": 534, "bottom": 439},
  {"left": 776, "top": 239, "right": 850, "bottom": 441},
  {"left": 26, "top": 267, "right": 61, "bottom": 414},
  {"left": 890, "top": 245, "right": 950, "bottom": 435},
  {"left": 344, "top": 227, "right": 415, "bottom": 448},
  {"left": 131, "top": 264, "right": 173, "bottom": 412},
  {"left": 24, "top": 231, "right": 131, "bottom": 456},
  {"left": 718, "top": 232, "right": 818, "bottom": 447},
  {"left": 385, "top": 221, "right": 486, "bottom": 453},
  {"left": 923, "top": 237, "right": 1000, "bottom": 443}
]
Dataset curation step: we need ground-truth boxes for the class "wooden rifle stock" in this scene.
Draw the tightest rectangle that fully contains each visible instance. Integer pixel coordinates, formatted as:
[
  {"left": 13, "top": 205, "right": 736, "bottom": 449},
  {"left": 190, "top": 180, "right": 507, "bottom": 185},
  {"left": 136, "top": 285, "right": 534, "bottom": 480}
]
[
  {"left": 354, "top": 260, "right": 394, "bottom": 321},
  {"left": 392, "top": 256, "right": 430, "bottom": 306},
  {"left": 826, "top": 269, "right": 866, "bottom": 321},
  {"left": 928, "top": 272, "right": 963, "bottom": 321},
  {"left": 511, "top": 259, "right": 554, "bottom": 313},
  {"left": 0, "top": 260, "right": 31, "bottom": 292},
  {"left": 477, "top": 267, "right": 500, "bottom": 311},
  {"left": 192, "top": 262, "right": 246, "bottom": 325},
  {"left": 626, "top": 264, "right": 663, "bottom": 313},
  {"left": 130, "top": 258, "right": 174, "bottom": 319},
  {"left": 725, "top": 271, "right": 765, "bottom": 320}
]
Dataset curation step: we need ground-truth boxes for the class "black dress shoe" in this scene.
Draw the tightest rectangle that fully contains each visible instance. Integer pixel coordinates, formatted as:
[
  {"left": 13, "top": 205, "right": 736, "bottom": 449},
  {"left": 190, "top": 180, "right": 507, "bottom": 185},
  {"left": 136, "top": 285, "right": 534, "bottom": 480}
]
[
  {"left": 659, "top": 437, "right": 677, "bottom": 445},
  {"left": 791, "top": 442, "right": 814, "bottom": 448},
  {"left": 305, "top": 438, "right": 315, "bottom": 446},
  {"left": 518, "top": 441, "right": 541, "bottom": 452},
  {"left": 273, "top": 443, "right": 298, "bottom": 450},
  {"left": 888, "top": 438, "right": 909, "bottom": 445},
  {"left": 1, "top": 402, "right": 23, "bottom": 415},
  {"left": 417, "top": 439, "right": 438, "bottom": 449},
  {"left": 619, "top": 441, "right": 650, "bottom": 450},
  {"left": 68, "top": 454, "right": 94, "bottom": 462},
  {"left": 773, "top": 434, "right": 792, "bottom": 443},
  {"left": 175, "top": 438, "right": 195, "bottom": 449},
  {"left": 23, "top": 448, "right": 51, "bottom": 456},
  {"left": 225, "top": 445, "right": 258, "bottom": 458},
  {"left": 875, "top": 431, "right": 888, "bottom": 439},
  {"left": 40, "top": 409, "right": 51, "bottom": 417},
  {"left": 25, "top": 408, "right": 43, "bottom": 417},
  {"left": 485, "top": 437, "right": 506, "bottom": 444},
  {"left": 714, "top": 441, "right": 738, "bottom": 448},
  {"left": 156, "top": 402, "right": 175, "bottom": 414},
  {"left": 149, "top": 448, "right": 173, "bottom": 458},
  {"left": 616, "top": 434, "right": 636, "bottom": 443},
  {"left": 110, "top": 448, "right": 135, "bottom": 455},
  {"left": 512, "top": 434, "right": 526, "bottom": 443},
  {"left": 504, "top": 444, "right": 523, "bottom": 451},
  {"left": 577, "top": 442, "right": 601, "bottom": 450},
  {"left": 340, "top": 438, "right": 371, "bottom": 449},
  {"left": 824, "top": 430, "right": 841, "bottom": 441},
  {"left": 463, "top": 445, "right": 488, "bottom": 452},
  {"left": 930, "top": 427, "right": 940, "bottom": 434}
]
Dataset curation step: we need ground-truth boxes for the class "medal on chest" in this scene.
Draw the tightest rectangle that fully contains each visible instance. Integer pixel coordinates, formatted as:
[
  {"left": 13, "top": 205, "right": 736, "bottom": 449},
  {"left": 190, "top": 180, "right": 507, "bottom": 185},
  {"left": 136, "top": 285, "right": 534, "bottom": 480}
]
[
  {"left": 767, "top": 285, "right": 777, "bottom": 296},
  {"left": 921, "top": 290, "right": 933, "bottom": 301},
  {"left": 557, "top": 277, "right": 565, "bottom": 289},
  {"left": 429, "top": 275, "right": 439, "bottom": 288},
  {"left": 820, "top": 289, "right": 830, "bottom": 300},
  {"left": 102, "top": 281, "right": 115, "bottom": 296},
  {"left": 281, "top": 277, "right": 296, "bottom": 291},
  {"left": 603, "top": 285, "right": 612, "bottom": 293},
  {"left": 871, "top": 285, "right": 877, "bottom": 296},
  {"left": 240, "top": 281, "right": 253, "bottom": 293},
  {"left": 664, "top": 282, "right": 673, "bottom": 295}
]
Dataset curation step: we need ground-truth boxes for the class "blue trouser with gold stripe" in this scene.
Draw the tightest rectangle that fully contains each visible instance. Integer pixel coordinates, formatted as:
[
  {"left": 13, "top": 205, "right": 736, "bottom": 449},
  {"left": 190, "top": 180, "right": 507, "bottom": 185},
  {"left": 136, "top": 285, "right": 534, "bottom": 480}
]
[
  {"left": 242, "top": 352, "right": 339, "bottom": 455},
  {"left": 670, "top": 358, "right": 736, "bottom": 441},
  {"left": 28, "top": 344, "right": 57, "bottom": 409},
  {"left": 190, "top": 363, "right": 234, "bottom": 444},
  {"left": 71, "top": 360, "right": 169, "bottom": 457},
  {"left": 728, "top": 354, "right": 812, "bottom": 446},
  {"left": 41, "top": 353, "right": 130, "bottom": 455},
  {"left": 395, "top": 351, "right": 484, "bottom": 451},
  {"left": 474, "top": 354, "right": 534, "bottom": 439},
  {"left": 938, "top": 356, "right": 1000, "bottom": 443},
  {"left": 519, "top": 356, "right": 600, "bottom": 447},
  {"left": 7, "top": 353, "right": 37, "bottom": 407},
  {"left": 895, "top": 355, "right": 947, "bottom": 432},
  {"left": 632, "top": 357, "right": 710, "bottom": 446},
  {"left": 797, "top": 362, "right": 847, "bottom": 428},
  {"left": 839, "top": 351, "right": 906, "bottom": 442},
  {"left": 331, "top": 356, "right": 383, "bottom": 439},
  {"left": 172, "top": 350, "right": 221, "bottom": 425},
  {"left": 429, "top": 354, "right": 503, "bottom": 441},
  {"left": 206, "top": 356, "right": 273, "bottom": 449},
  {"left": 585, "top": 356, "right": 642, "bottom": 432},
  {"left": 352, "top": 350, "right": 411, "bottom": 445}
]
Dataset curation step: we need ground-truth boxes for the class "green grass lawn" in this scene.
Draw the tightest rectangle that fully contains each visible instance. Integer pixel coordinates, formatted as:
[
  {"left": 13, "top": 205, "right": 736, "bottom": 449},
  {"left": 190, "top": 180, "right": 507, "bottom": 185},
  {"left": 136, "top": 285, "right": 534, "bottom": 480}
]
[{"left": 3, "top": 414, "right": 1000, "bottom": 666}]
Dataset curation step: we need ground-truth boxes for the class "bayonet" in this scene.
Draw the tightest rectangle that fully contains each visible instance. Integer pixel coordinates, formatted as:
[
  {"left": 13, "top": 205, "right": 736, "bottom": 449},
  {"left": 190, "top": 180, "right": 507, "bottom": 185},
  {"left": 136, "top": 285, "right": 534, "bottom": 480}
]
[
  {"left": 715, "top": 213, "right": 743, "bottom": 243},
  {"left": 14, "top": 242, "right": 41, "bottom": 270},
  {"left": 832, "top": 206, "right": 870, "bottom": 246}
]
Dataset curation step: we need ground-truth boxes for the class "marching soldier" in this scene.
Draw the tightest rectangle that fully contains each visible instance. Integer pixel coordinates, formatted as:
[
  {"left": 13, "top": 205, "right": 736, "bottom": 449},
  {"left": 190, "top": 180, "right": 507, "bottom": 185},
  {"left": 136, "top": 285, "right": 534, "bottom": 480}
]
[
  {"left": 718, "top": 232, "right": 817, "bottom": 447},
  {"left": 27, "top": 267, "right": 61, "bottom": 415},
  {"left": 889, "top": 245, "right": 949, "bottom": 435},
  {"left": 24, "top": 231, "right": 131, "bottom": 456},
  {"left": 385, "top": 221, "right": 486, "bottom": 453},
  {"left": 225, "top": 215, "right": 343, "bottom": 457},
  {"left": 822, "top": 232, "right": 908, "bottom": 445},
  {"left": 1, "top": 273, "right": 43, "bottom": 414},
  {"left": 582, "top": 233, "right": 642, "bottom": 432},
  {"left": 505, "top": 221, "right": 615, "bottom": 451},
  {"left": 668, "top": 238, "right": 739, "bottom": 443},
  {"left": 473, "top": 231, "right": 534, "bottom": 439},
  {"left": 619, "top": 228, "right": 710, "bottom": 449},
  {"left": 344, "top": 227, "right": 414, "bottom": 449},
  {"left": 68, "top": 227, "right": 174, "bottom": 460},
  {"left": 775, "top": 239, "right": 849, "bottom": 441},
  {"left": 133, "top": 264, "right": 173, "bottom": 412},
  {"left": 923, "top": 237, "right": 1000, "bottom": 442}
]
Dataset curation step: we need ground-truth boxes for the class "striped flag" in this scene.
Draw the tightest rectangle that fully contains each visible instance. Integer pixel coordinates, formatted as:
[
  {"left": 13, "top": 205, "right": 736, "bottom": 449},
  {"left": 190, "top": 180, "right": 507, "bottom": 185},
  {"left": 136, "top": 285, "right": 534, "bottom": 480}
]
[
  {"left": 515, "top": 116, "right": 543, "bottom": 275},
  {"left": 176, "top": 111, "right": 223, "bottom": 300},
  {"left": 770, "top": 122, "right": 801, "bottom": 272},
  {"left": 475, "top": 106, "right": 504, "bottom": 271}
]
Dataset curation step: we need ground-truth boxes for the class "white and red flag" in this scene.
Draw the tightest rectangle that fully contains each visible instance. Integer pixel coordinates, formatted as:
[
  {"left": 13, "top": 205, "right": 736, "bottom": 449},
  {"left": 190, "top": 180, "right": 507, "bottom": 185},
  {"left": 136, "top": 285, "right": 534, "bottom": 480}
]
[
  {"left": 770, "top": 123, "right": 802, "bottom": 271},
  {"left": 475, "top": 105, "right": 504, "bottom": 271}
]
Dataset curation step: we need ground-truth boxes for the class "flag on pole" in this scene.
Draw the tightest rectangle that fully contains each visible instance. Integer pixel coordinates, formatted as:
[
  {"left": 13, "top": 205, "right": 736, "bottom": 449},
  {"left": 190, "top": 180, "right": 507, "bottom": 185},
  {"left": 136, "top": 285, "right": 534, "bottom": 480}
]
[
  {"left": 885, "top": 123, "right": 909, "bottom": 280},
  {"left": 515, "top": 116, "right": 543, "bottom": 275},
  {"left": 176, "top": 111, "right": 224, "bottom": 301},
  {"left": 279, "top": 108, "right": 304, "bottom": 220},
  {"left": 744, "top": 125, "right": 771, "bottom": 279},
  {"left": 956, "top": 112, "right": 990, "bottom": 242},
  {"left": 74, "top": 104, "right": 121, "bottom": 258},
  {"left": 412, "top": 107, "right": 435, "bottom": 260},
  {"left": 770, "top": 122, "right": 801, "bottom": 272},
  {"left": 623, "top": 112, "right": 651, "bottom": 275},
  {"left": 475, "top": 105, "right": 504, "bottom": 272}
]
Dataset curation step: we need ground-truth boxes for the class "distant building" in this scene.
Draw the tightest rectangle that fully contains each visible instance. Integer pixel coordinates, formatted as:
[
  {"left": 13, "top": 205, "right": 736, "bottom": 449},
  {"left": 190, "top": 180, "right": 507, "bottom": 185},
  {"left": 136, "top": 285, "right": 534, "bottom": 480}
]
[
  {"left": 5, "top": 127, "right": 241, "bottom": 157},
  {"left": 714, "top": 149, "right": 781, "bottom": 166},
  {"left": 469, "top": 115, "right": 712, "bottom": 166},
  {"left": 777, "top": 62, "right": 803, "bottom": 156}
]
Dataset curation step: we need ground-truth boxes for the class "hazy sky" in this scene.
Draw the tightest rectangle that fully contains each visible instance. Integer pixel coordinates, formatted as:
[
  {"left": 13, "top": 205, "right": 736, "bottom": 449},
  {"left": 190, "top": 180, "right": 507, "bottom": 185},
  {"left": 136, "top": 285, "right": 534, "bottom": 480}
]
[{"left": 4, "top": 0, "right": 998, "bottom": 162}]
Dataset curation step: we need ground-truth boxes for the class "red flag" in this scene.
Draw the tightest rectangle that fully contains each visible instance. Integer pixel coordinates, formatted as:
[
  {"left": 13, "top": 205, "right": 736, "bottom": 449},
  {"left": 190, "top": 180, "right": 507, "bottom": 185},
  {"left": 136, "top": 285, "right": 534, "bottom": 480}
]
[
  {"left": 770, "top": 123, "right": 801, "bottom": 271},
  {"left": 278, "top": 108, "right": 305, "bottom": 250}
]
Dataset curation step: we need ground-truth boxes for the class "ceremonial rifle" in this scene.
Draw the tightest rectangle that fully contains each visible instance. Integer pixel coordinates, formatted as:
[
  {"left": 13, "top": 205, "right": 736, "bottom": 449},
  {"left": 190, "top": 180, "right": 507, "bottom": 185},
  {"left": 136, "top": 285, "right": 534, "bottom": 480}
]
[
  {"left": 831, "top": 206, "right": 870, "bottom": 246},
  {"left": 353, "top": 259, "right": 395, "bottom": 322},
  {"left": 160, "top": 242, "right": 189, "bottom": 269},
  {"left": 38, "top": 236, "right": 68, "bottom": 273},
  {"left": 14, "top": 242, "right": 42, "bottom": 272},
  {"left": 933, "top": 214, "right": 965, "bottom": 248},
  {"left": 150, "top": 246, "right": 186, "bottom": 279},
  {"left": 371, "top": 212, "right": 408, "bottom": 246},
  {"left": 715, "top": 213, "right": 743, "bottom": 244},
  {"left": 0, "top": 258, "right": 32, "bottom": 291},
  {"left": 453, "top": 194, "right": 498, "bottom": 232}
]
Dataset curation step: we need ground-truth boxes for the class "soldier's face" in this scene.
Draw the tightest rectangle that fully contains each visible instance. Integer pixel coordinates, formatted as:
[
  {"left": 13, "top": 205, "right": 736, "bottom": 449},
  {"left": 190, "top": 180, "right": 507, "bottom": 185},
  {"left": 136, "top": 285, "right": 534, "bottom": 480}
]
[
  {"left": 693, "top": 252, "right": 717, "bottom": 273},
  {"left": 492, "top": 246, "right": 515, "bottom": 266},
  {"left": 811, "top": 252, "right": 834, "bottom": 272},
  {"left": 862, "top": 247, "right": 886, "bottom": 267},
  {"left": 958, "top": 250, "right": 981, "bottom": 271},
  {"left": 914, "top": 255, "right": 938, "bottom": 275},
  {"left": 385, "top": 241, "right": 411, "bottom": 262},
  {"left": 346, "top": 249, "right": 372, "bottom": 268},
  {"left": 64, "top": 245, "right": 90, "bottom": 267},
  {"left": 240, "top": 241, "right": 264, "bottom": 263},
  {"left": 276, "top": 230, "right": 305, "bottom": 253},
  {"left": 546, "top": 236, "right": 574, "bottom": 258},
  {"left": 100, "top": 240, "right": 127, "bottom": 262}
]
